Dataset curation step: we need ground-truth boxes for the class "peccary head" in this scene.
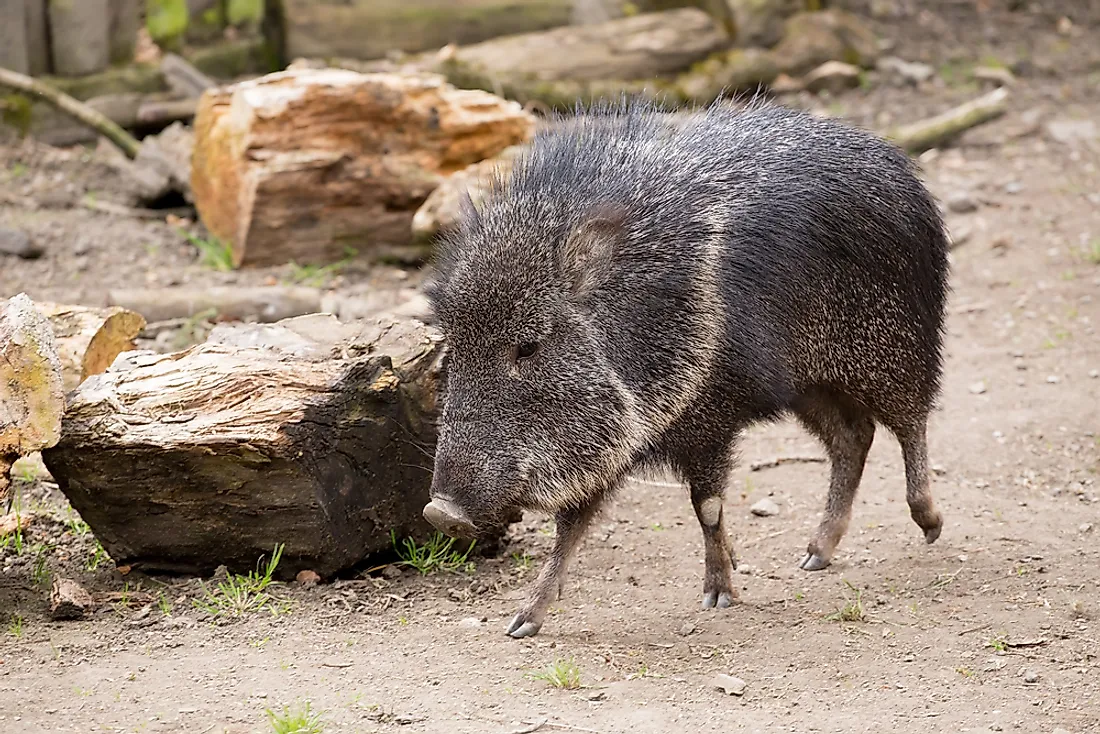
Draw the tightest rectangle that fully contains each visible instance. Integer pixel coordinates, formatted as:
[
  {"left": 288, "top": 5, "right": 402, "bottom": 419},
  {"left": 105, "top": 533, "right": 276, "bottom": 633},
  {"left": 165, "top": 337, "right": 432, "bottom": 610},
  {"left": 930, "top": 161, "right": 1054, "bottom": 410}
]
[
  {"left": 421, "top": 107, "right": 721, "bottom": 538},
  {"left": 422, "top": 196, "right": 641, "bottom": 537}
]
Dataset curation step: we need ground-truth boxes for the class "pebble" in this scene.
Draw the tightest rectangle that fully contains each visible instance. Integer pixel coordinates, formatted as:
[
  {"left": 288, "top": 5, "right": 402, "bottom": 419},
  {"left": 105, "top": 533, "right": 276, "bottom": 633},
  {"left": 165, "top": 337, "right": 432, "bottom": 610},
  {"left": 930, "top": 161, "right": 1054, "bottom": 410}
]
[
  {"left": 381, "top": 564, "right": 404, "bottom": 579},
  {"left": 947, "top": 192, "right": 979, "bottom": 213},
  {"left": 459, "top": 617, "right": 482, "bottom": 629},
  {"left": 969, "top": 381, "right": 987, "bottom": 395},
  {"left": 973, "top": 66, "right": 1017, "bottom": 87},
  {"left": 1089, "top": 369, "right": 1099, "bottom": 379},
  {"left": 1046, "top": 375, "right": 1061, "bottom": 384},
  {"left": 679, "top": 622, "right": 696, "bottom": 636},
  {"left": 295, "top": 570, "right": 320, "bottom": 587},
  {"left": 1004, "top": 181, "right": 1023, "bottom": 194},
  {"left": 0, "top": 227, "right": 44, "bottom": 259},
  {"left": 1023, "top": 670, "right": 1040, "bottom": 684},
  {"left": 750, "top": 498, "right": 780, "bottom": 517},
  {"left": 1079, "top": 523, "right": 1093, "bottom": 534},
  {"left": 712, "top": 673, "right": 747, "bottom": 696}
]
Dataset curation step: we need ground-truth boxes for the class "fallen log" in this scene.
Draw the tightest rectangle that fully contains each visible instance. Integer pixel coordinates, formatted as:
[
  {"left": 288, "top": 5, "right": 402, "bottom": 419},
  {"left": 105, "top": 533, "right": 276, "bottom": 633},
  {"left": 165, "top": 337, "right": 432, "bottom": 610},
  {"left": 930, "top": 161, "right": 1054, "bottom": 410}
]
[
  {"left": 885, "top": 87, "right": 1010, "bottom": 154},
  {"left": 0, "top": 67, "right": 141, "bottom": 159},
  {"left": 272, "top": 0, "right": 576, "bottom": 64},
  {"left": 34, "top": 302, "right": 146, "bottom": 393},
  {"left": 26, "top": 92, "right": 197, "bottom": 149},
  {"left": 106, "top": 286, "right": 324, "bottom": 324},
  {"left": 0, "top": 294, "right": 65, "bottom": 506},
  {"left": 42, "top": 314, "right": 514, "bottom": 578},
  {"left": 190, "top": 68, "right": 534, "bottom": 268}
]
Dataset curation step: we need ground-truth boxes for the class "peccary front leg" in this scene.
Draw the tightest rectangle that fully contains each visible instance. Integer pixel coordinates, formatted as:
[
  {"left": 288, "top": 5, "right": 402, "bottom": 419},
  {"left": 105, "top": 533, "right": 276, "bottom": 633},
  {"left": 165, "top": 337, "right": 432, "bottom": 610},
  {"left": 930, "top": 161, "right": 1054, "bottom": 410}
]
[
  {"left": 505, "top": 497, "right": 602, "bottom": 639},
  {"left": 795, "top": 394, "right": 875, "bottom": 572},
  {"left": 688, "top": 468, "right": 739, "bottom": 609}
]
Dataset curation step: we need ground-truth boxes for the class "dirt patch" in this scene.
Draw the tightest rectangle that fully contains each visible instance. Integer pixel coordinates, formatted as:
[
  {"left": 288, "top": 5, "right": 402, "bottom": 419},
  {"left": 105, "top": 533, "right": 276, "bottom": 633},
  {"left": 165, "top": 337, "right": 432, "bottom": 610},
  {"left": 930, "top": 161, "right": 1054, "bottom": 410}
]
[{"left": 1, "top": 2, "right": 1099, "bottom": 732}]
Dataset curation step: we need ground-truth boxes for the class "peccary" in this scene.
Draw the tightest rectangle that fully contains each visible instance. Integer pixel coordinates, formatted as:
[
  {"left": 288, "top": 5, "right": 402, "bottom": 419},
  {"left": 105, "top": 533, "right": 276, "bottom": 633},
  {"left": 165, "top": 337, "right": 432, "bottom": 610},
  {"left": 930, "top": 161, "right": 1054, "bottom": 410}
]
[{"left": 422, "top": 98, "right": 949, "bottom": 639}]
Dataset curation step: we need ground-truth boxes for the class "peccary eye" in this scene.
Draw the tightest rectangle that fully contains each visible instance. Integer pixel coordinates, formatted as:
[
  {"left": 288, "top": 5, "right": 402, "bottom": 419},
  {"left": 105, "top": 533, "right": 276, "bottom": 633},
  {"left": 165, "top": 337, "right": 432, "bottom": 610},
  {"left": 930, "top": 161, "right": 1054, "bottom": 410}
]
[{"left": 514, "top": 341, "right": 540, "bottom": 362}]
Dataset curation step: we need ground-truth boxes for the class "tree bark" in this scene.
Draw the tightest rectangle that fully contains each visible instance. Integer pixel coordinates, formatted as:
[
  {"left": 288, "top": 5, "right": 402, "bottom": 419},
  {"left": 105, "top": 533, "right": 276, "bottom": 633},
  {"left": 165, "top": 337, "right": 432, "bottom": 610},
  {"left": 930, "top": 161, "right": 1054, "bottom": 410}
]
[
  {"left": 41, "top": 314, "right": 508, "bottom": 579},
  {"left": 50, "top": 577, "right": 93, "bottom": 620}
]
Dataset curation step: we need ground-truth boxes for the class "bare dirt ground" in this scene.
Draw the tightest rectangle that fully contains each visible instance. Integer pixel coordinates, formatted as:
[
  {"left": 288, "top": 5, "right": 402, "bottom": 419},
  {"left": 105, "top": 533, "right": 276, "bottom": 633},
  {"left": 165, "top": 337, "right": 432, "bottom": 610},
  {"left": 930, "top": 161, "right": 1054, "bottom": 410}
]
[{"left": 1, "top": 2, "right": 1098, "bottom": 732}]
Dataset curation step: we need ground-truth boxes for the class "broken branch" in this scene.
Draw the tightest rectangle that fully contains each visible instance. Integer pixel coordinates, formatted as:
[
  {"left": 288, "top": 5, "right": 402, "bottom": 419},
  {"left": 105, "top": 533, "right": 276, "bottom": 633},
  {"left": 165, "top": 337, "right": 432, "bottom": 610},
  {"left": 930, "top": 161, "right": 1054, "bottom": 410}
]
[{"left": 886, "top": 87, "right": 1010, "bottom": 154}]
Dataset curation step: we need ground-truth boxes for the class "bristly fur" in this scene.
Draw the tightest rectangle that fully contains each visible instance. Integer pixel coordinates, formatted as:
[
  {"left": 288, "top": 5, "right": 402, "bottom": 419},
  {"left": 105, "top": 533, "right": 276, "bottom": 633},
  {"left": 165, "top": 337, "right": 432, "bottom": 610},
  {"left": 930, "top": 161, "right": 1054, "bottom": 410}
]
[{"left": 424, "top": 96, "right": 951, "bottom": 636}]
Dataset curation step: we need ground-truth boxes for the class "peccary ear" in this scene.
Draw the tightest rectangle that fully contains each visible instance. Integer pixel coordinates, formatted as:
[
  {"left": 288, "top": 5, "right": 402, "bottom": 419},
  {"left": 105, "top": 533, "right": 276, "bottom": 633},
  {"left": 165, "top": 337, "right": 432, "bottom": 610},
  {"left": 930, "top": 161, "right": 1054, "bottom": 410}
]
[{"left": 560, "top": 204, "right": 627, "bottom": 298}]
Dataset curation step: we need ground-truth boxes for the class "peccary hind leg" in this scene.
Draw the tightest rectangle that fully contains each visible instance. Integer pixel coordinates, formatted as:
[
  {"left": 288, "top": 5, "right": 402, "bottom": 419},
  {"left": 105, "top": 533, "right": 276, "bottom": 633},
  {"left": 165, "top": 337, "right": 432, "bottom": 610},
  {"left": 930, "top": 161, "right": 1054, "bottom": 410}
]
[
  {"left": 506, "top": 497, "right": 602, "bottom": 639},
  {"left": 687, "top": 465, "right": 739, "bottom": 609},
  {"left": 795, "top": 393, "right": 876, "bottom": 572},
  {"left": 893, "top": 421, "right": 943, "bottom": 544}
]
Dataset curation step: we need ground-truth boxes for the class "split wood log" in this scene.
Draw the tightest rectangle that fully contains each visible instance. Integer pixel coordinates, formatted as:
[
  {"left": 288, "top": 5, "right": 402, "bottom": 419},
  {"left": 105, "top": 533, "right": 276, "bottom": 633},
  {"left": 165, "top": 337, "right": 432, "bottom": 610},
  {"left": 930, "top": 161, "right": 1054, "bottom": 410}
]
[
  {"left": 0, "top": 67, "right": 141, "bottom": 158},
  {"left": 190, "top": 68, "right": 534, "bottom": 268},
  {"left": 272, "top": 0, "right": 576, "bottom": 64},
  {"left": 48, "top": 0, "right": 111, "bottom": 76},
  {"left": 106, "top": 286, "right": 324, "bottom": 324},
  {"left": 886, "top": 87, "right": 1010, "bottom": 154},
  {"left": 42, "top": 314, "right": 515, "bottom": 578},
  {"left": 34, "top": 303, "right": 146, "bottom": 393},
  {"left": 50, "top": 577, "right": 93, "bottom": 620},
  {"left": 0, "top": 294, "right": 64, "bottom": 506}
]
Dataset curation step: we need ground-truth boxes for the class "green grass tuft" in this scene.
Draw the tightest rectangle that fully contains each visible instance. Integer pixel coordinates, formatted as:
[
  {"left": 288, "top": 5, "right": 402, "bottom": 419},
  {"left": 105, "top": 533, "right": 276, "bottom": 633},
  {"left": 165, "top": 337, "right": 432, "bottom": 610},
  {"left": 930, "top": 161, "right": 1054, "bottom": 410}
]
[
  {"left": 193, "top": 544, "right": 286, "bottom": 618},
  {"left": 529, "top": 658, "right": 582, "bottom": 689},
  {"left": 266, "top": 701, "right": 325, "bottom": 734},
  {"left": 390, "top": 530, "right": 475, "bottom": 575}
]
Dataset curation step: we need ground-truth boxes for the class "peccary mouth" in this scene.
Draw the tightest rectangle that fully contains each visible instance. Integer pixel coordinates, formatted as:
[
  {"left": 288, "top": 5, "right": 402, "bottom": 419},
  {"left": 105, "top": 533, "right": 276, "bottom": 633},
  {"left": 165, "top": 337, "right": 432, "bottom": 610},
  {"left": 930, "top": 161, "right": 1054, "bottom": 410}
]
[{"left": 422, "top": 497, "right": 477, "bottom": 539}]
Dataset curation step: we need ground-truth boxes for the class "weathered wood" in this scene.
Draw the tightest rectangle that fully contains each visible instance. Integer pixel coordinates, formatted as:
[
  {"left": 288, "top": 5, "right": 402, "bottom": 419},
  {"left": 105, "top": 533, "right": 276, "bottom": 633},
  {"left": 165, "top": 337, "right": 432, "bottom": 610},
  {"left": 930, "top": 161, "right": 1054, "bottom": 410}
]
[
  {"left": 886, "top": 87, "right": 1009, "bottom": 154},
  {"left": 22, "top": 91, "right": 196, "bottom": 149},
  {"left": 0, "top": 1, "right": 30, "bottom": 75},
  {"left": 0, "top": 294, "right": 65, "bottom": 506},
  {"left": 273, "top": 0, "right": 576, "bottom": 64},
  {"left": 106, "top": 286, "right": 324, "bottom": 324},
  {"left": 161, "top": 52, "right": 216, "bottom": 98},
  {"left": 190, "top": 68, "right": 534, "bottom": 268},
  {"left": 48, "top": 0, "right": 112, "bottom": 76},
  {"left": 34, "top": 303, "right": 146, "bottom": 393},
  {"left": 0, "top": 68, "right": 141, "bottom": 158},
  {"left": 41, "top": 314, "right": 483, "bottom": 578},
  {"left": 109, "top": 0, "right": 142, "bottom": 65},
  {"left": 50, "top": 577, "right": 93, "bottom": 620},
  {"left": 24, "top": 0, "right": 52, "bottom": 76}
]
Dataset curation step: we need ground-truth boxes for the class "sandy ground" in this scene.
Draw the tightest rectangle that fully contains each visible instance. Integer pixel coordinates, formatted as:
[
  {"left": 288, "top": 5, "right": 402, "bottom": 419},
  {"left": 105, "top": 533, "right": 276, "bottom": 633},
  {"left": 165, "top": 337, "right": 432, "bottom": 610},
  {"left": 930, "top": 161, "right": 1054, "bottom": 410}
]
[{"left": 1, "top": 1, "right": 1099, "bottom": 732}]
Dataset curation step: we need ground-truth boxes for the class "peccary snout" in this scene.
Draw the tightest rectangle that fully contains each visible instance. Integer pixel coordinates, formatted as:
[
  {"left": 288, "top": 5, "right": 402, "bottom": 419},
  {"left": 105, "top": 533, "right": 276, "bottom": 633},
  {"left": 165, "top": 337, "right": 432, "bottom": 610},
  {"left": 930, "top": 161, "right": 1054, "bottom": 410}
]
[{"left": 422, "top": 497, "right": 475, "bottom": 540}]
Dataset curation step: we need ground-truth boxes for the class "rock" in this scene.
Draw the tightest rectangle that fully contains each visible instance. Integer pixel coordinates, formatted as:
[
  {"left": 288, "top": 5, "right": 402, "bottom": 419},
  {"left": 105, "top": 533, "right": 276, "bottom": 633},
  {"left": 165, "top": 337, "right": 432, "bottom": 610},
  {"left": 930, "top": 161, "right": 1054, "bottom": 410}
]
[
  {"left": 948, "top": 223, "right": 973, "bottom": 250},
  {"left": 459, "top": 617, "right": 483, "bottom": 629},
  {"left": 191, "top": 68, "right": 535, "bottom": 268},
  {"left": 770, "top": 73, "right": 803, "bottom": 93},
  {"left": 876, "top": 56, "right": 935, "bottom": 86},
  {"left": 0, "top": 228, "right": 44, "bottom": 260},
  {"left": 381, "top": 564, "right": 404, "bottom": 579},
  {"left": 803, "top": 60, "right": 861, "bottom": 94},
  {"left": 50, "top": 577, "right": 94, "bottom": 620},
  {"left": 947, "top": 192, "right": 979, "bottom": 213},
  {"left": 679, "top": 621, "right": 696, "bottom": 636},
  {"left": 1044, "top": 119, "right": 1098, "bottom": 148},
  {"left": 1088, "top": 369, "right": 1098, "bottom": 379},
  {"left": 973, "top": 66, "right": 1016, "bottom": 87},
  {"left": 772, "top": 10, "right": 879, "bottom": 76},
  {"left": 728, "top": 0, "right": 803, "bottom": 48},
  {"left": 296, "top": 570, "right": 321, "bottom": 587},
  {"left": 133, "top": 122, "right": 195, "bottom": 204},
  {"left": 412, "top": 145, "right": 525, "bottom": 243},
  {"left": 1022, "top": 670, "right": 1040, "bottom": 684},
  {"left": 712, "top": 672, "right": 747, "bottom": 696},
  {"left": 968, "top": 381, "right": 987, "bottom": 395},
  {"left": 750, "top": 498, "right": 780, "bottom": 517},
  {"left": 676, "top": 47, "right": 781, "bottom": 103}
]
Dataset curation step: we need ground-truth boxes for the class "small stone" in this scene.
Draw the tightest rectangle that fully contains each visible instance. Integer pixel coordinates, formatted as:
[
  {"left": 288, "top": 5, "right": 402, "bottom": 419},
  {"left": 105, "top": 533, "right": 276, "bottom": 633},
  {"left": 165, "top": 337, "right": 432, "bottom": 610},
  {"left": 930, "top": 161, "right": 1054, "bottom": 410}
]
[
  {"left": 949, "top": 223, "right": 973, "bottom": 249},
  {"left": 679, "top": 622, "right": 696, "bottom": 636},
  {"left": 803, "top": 61, "right": 862, "bottom": 94},
  {"left": 1046, "top": 375, "right": 1060, "bottom": 384},
  {"left": 295, "top": 569, "right": 321, "bottom": 587},
  {"left": 0, "top": 227, "right": 44, "bottom": 259},
  {"left": 712, "top": 672, "right": 747, "bottom": 696},
  {"left": 381, "top": 564, "right": 404, "bottom": 579},
  {"left": 973, "top": 66, "right": 1016, "bottom": 87},
  {"left": 947, "top": 192, "right": 979, "bottom": 213},
  {"left": 458, "top": 617, "right": 482, "bottom": 629},
  {"left": 875, "top": 56, "right": 934, "bottom": 85},
  {"left": 1079, "top": 523, "right": 1093, "bottom": 534},
  {"left": 1022, "top": 670, "right": 1040, "bottom": 684},
  {"left": 750, "top": 498, "right": 780, "bottom": 517},
  {"left": 1088, "top": 369, "right": 1098, "bottom": 379},
  {"left": 968, "top": 381, "right": 987, "bottom": 395},
  {"left": 1045, "top": 119, "right": 1098, "bottom": 147},
  {"left": 1004, "top": 181, "right": 1023, "bottom": 194}
]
